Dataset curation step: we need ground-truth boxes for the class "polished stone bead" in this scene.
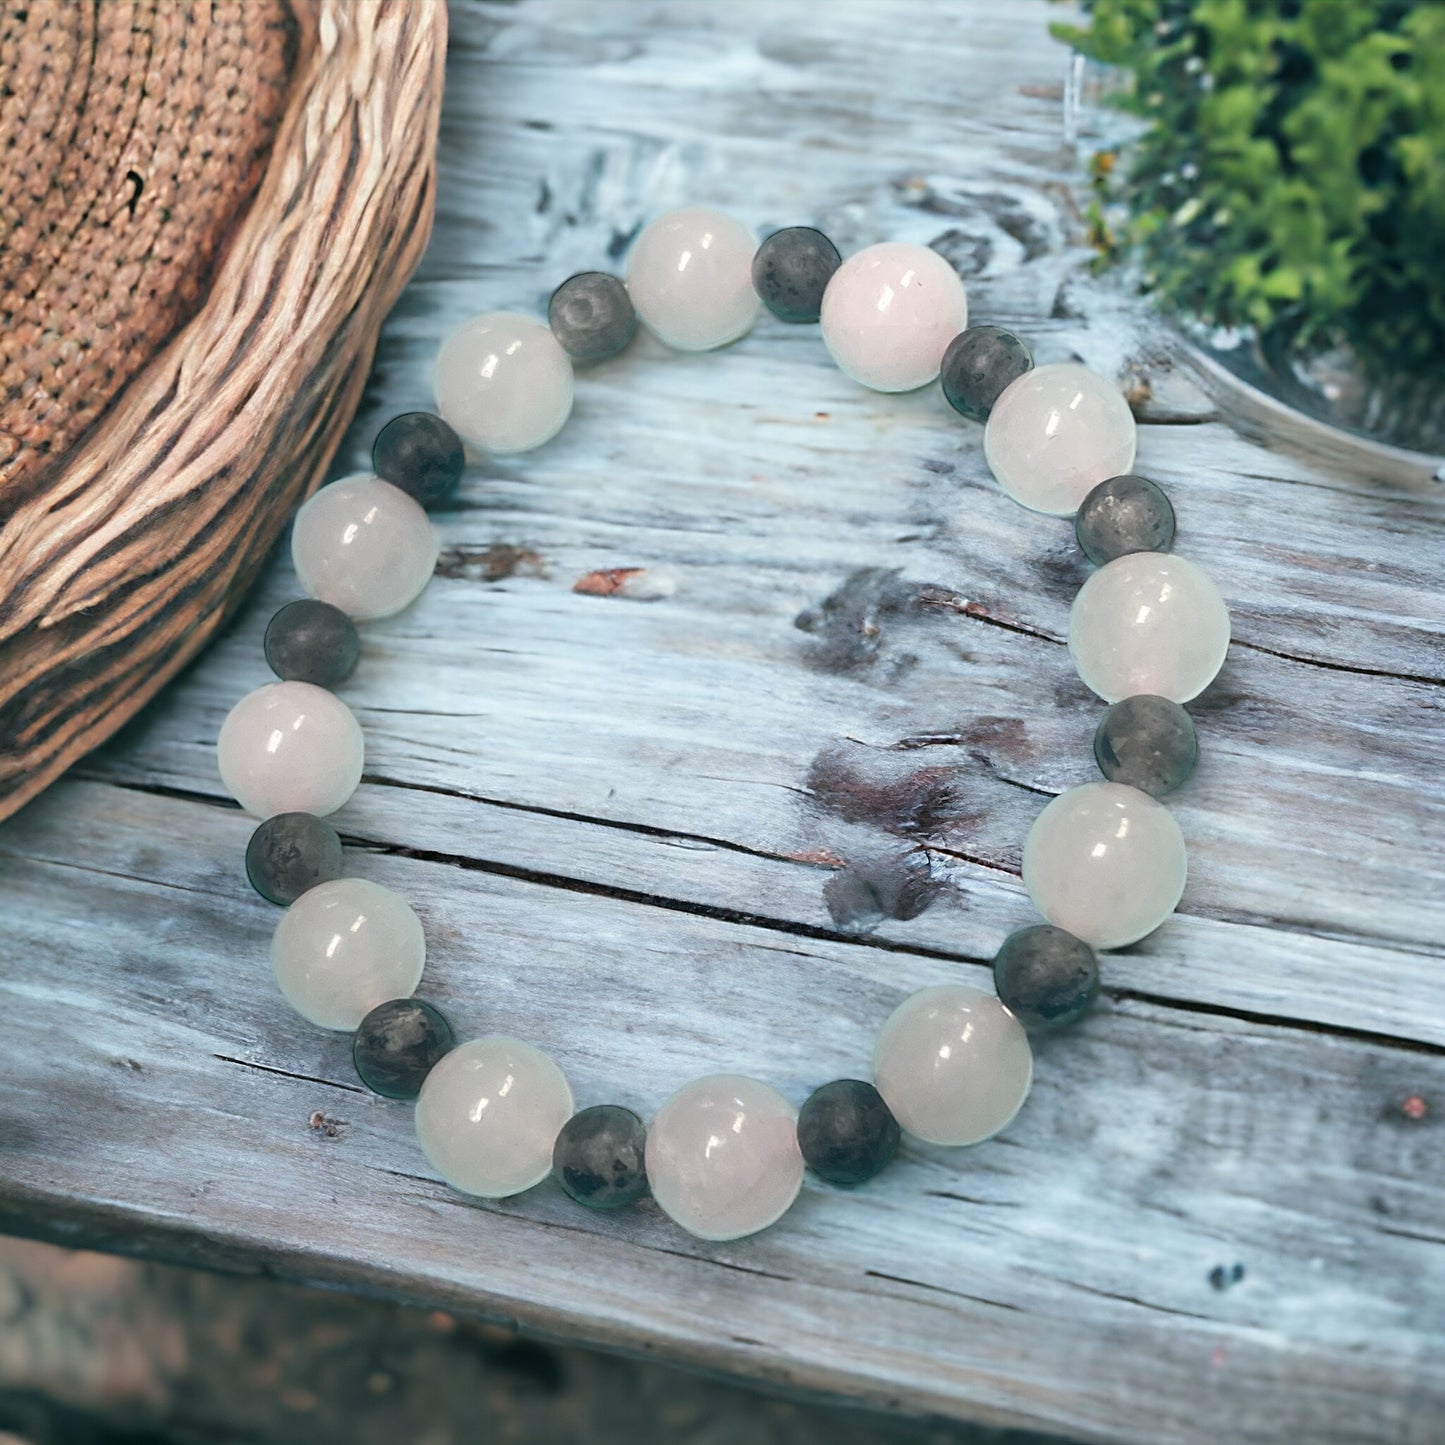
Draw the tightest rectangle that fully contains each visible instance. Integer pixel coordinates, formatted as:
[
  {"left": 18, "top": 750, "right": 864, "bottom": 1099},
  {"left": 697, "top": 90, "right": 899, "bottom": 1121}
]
[
  {"left": 626, "top": 207, "right": 759, "bottom": 351},
  {"left": 1022, "top": 781, "right": 1187, "bottom": 950},
  {"left": 873, "top": 985, "right": 1033, "bottom": 1146},
  {"left": 1095, "top": 694, "right": 1198, "bottom": 797},
  {"left": 751, "top": 226, "right": 841, "bottom": 323},
  {"left": 548, "top": 271, "right": 638, "bottom": 363},
  {"left": 271, "top": 878, "right": 425, "bottom": 1030},
  {"left": 993, "top": 925, "right": 1099, "bottom": 1030},
  {"left": 552, "top": 1104, "right": 649, "bottom": 1210},
  {"left": 244, "top": 811, "right": 343, "bottom": 905},
  {"left": 263, "top": 599, "right": 359, "bottom": 689},
  {"left": 1075, "top": 473, "right": 1176, "bottom": 564},
  {"left": 371, "top": 412, "right": 465, "bottom": 508},
  {"left": 353, "top": 998, "right": 455, "bottom": 1099},
  {"left": 1069, "top": 553, "right": 1231, "bottom": 703},
  {"left": 940, "top": 325, "right": 1033, "bottom": 423},
  {"left": 796, "top": 1079, "right": 900, "bottom": 1186}
]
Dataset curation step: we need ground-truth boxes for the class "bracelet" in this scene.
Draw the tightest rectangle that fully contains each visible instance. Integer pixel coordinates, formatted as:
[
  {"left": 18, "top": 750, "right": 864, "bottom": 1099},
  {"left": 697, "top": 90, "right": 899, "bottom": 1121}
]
[{"left": 216, "top": 207, "right": 1230, "bottom": 1243}]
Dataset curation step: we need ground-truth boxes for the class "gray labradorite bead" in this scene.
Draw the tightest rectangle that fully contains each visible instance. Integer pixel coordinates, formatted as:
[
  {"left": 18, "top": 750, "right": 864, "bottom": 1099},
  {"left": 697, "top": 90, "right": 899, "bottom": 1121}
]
[
  {"left": 1075, "top": 473, "right": 1176, "bottom": 564},
  {"left": 244, "top": 811, "right": 344, "bottom": 905},
  {"left": 264, "top": 599, "right": 359, "bottom": 689},
  {"left": 1095, "top": 693, "right": 1198, "bottom": 797},
  {"left": 552, "top": 1104, "right": 649, "bottom": 1210},
  {"left": 751, "top": 226, "right": 841, "bottom": 323},
  {"left": 372, "top": 412, "right": 465, "bottom": 507},
  {"left": 940, "top": 325, "right": 1033, "bottom": 422},
  {"left": 548, "top": 271, "right": 637, "bottom": 363},
  {"left": 993, "top": 925, "right": 1099, "bottom": 1030},
  {"left": 796, "top": 1079, "right": 900, "bottom": 1186},
  {"left": 353, "top": 998, "right": 456, "bottom": 1100}
]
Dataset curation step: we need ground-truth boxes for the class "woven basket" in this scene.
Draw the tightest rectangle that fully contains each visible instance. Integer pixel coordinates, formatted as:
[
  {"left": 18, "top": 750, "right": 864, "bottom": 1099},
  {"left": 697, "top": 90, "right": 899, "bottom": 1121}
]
[{"left": 0, "top": 0, "right": 446, "bottom": 823}]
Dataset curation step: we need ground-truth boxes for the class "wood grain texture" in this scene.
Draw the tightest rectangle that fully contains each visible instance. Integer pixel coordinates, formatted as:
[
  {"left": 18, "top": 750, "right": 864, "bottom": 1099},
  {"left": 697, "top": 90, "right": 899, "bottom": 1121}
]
[{"left": 1, "top": 3, "right": 1443, "bottom": 1443}]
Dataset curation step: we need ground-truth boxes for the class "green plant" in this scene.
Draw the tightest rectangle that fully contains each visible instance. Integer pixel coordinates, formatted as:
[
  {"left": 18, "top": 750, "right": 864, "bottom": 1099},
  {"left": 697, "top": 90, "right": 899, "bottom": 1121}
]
[{"left": 1054, "top": 0, "right": 1445, "bottom": 377}]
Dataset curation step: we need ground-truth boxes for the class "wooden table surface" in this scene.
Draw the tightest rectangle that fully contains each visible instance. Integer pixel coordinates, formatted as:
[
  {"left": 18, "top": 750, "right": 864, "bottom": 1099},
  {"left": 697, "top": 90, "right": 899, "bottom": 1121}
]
[{"left": 2, "top": 4, "right": 1442, "bottom": 1442}]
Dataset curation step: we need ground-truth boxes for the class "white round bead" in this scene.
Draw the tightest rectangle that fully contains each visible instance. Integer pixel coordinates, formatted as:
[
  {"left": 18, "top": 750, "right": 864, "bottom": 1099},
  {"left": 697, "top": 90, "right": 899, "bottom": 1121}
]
[
  {"left": 434, "top": 310, "right": 574, "bottom": 452},
  {"left": 645, "top": 1074, "right": 804, "bottom": 1241},
  {"left": 271, "top": 878, "right": 425, "bottom": 1030},
  {"left": 290, "top": 474, "right": 439, "bottom": 621},
  {"left": 819, "top": 241, "right": 968, "bottom": 393},
  {"left": 415, "top": 1036, "right": 574, "bottom": 1199},
  {"left": 1023, "top": 781, "right": 1187, "bottom": 950},
  {"left": 625, "top": 207, "right": 759, "bottom": 352},
  {"left": 1069, "top": 553, "right": 1231, "bottom": 704},
  {"left": 217, "top": 681, "right": 363, "bottom": 819},
  {"left": 873, "top": 985, "right": 1032, "bottom": 1147},
  {"left": 984, "top": 362, "right": 1138, "bottom": 515}
]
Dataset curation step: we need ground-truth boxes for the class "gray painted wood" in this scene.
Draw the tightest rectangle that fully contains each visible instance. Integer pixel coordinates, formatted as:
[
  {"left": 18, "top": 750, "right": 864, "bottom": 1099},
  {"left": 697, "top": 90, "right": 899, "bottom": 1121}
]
[{"left": 1, "top": 3, "right": 1442, "bottom": 1442}]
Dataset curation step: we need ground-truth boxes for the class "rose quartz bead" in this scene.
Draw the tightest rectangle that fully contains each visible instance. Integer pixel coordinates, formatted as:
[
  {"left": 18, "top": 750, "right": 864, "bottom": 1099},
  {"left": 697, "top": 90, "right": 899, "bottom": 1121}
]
[
  {"left": 217, "top": 681, "right": 363, "bottom": 819},
  {"left": 820, "top": 242, "right": 969, "bottom": 392},
  {"left": 625, "top": 207, "right": 760, "bottom": 351},
  {"left": 984, "top": 363, "right": 1137, "bottom": 515},
  {"left": 291, "top": 474, "right": 439, "bottom": 621},
  {"left": 415, "top": 1036, "right": 574, "bottom": 1198},
  {"left": 1023, "top": 781, "right": 1187, "bottom": 950},
  {"left": 434, "top": 311, "right": 574, "bottom": 452},
  {"left": 873, "top": 985, "right": 1032, "bottom": 1146},
  {"left": 646, "top": 1074, "right": 804, "bottom": 1241},
  {"left": 1069, "top": 553, "right": 1231, "bottom": 703}
]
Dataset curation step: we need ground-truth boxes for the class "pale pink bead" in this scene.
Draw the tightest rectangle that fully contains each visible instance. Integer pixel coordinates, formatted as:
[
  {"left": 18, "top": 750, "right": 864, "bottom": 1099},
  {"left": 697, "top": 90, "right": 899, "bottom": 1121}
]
[
  {"left": 217, "top": 681, "right": 363, "bottom": 819},
  {"left": 291, "top": 474, "right": 438, "bottom": 620},
  {"left": 646, "top": 1074, "right": 803, "bottom": 1241},
  {"left": 819, "top": 242, "right": 968, "bottom": 392},
  {"left": 874, "top": 985, "right": 1033, "bottom": 1146}
]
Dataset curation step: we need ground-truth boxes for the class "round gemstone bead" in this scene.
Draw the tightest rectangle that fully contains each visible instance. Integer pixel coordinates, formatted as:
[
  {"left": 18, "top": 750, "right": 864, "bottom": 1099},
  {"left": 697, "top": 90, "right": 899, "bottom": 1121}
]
[
  {"left": 291, "top": 474, "right": 439, "bottom": 621},
  {"left": 625, "top": 207, "right": 760, "bottom": 352},
  {"left": 552, "top": 1104, "right": 649, "bottom": 1211},
  {"left": 1069, "top": 553, "right": 1230, "bottom": 704},
  {"left": 940, "top": 325, "right": 1033, "bottom": 423},
  {"left": 993, "top": 925, "right": 1099, "bottom": 1030},
  {"left": 796, "top": 1079, "right": 900, "bottom": 1186},
  {"left": 371, "top": 412, "right": 465, "bottom": 508},
  {"left": 416, "top": 1036, "right": 574, "bottom": 1199},
  {"left": 646, "top": 1074, "right": 804, "bottom": 1241},
  {"left": 217, "top": 681, "right": 363, "bottom": 819},
  {"left": 819, "top": 241, "right": 968, "bottom": 392},
  {"left": 434, "top": 311, "right": 574, "bottom": 452},
  {"left": 984, "top": 363, "right": 1137, "bottom": 515},
  {"left": 1095, "top": 694, "right": 1198, "bottom": 797},
  {"left": 1075, "top": 473, "right": 1176, "bottom": 564},
  {"left": 548, "top": 271, "right": 638, "bottom": 363},
  {"left": 244, "top": 811, "right": 343, "bottom": 905},
  {"left": 1023, "top": 781, "right": 1187, "bottom": 950},
  {"left": 263, "top": 599, "right": 359, "bottom": 689},
  {"left": 873, "top": 985, "right": 1033, "bottom": 1147},
  {"left": 353, "top": 998, "right": 455, "bottom": 1099},
  {"left": 271, "top": 878, "right": 425, "bottom": 1030},
  {"left": 751, "top": 226, "right": 841, "bottom": 323}
]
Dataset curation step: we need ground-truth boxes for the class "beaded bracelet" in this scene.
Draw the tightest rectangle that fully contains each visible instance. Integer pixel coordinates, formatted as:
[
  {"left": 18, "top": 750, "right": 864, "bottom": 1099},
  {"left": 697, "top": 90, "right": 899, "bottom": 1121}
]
[{"left": 216, "top": 208, "right": 1230, "bottom": 1243}]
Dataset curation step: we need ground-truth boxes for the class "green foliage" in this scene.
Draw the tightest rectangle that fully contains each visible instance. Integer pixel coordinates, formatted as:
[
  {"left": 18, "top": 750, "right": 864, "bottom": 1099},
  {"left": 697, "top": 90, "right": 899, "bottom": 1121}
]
[{"left": 1053, "top": 0, "right": 1445, "bottom": 376}]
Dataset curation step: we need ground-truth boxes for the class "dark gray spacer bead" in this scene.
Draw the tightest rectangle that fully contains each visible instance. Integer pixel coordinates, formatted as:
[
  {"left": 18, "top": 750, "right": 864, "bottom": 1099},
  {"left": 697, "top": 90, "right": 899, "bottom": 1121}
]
[
  {"left": 548, "top": 272, "right": 638, "bottom": 363},
  {"left": 553, "top": 1104, "right": 649, "bottom": 1210},
  {"left": 751, "top": 226, "right": 842, "bottom": 323},
  {"left": 1074, "top": 473, "right": 1176, "bottom": 564},
  {"left": 372, "top": 412, "right": 465, "bottom": 507},
  {"left": 1095, "top": 693, "right": 1198, "bottom": 797},
  {"left": 940, "top": 325, "right": 1033, "bottom": 422},
  {"left": 353, "top": 999, "right": 455, "bottom": 1100},
  {"left": 993, "top": 925, "right": 1099, "bottom": 1030},
  {"left": 797, "top": 1079, "right": 900, "bottom": 1186},
  {"left": 245, "top": 812, "right": 343, "bottom": 905},
  {"left": 264, "top": 599, "right": 359, "bottom": 689}
]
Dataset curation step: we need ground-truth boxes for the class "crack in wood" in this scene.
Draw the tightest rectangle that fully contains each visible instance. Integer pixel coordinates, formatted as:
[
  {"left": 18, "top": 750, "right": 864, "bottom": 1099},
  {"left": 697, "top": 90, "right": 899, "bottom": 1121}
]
[
  {"left": 864, "top": 1270, "right": 1026, "bottom": 1312},
  {"left": 212, "top": 1055, "right": 368, "bottom": 1095}
]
